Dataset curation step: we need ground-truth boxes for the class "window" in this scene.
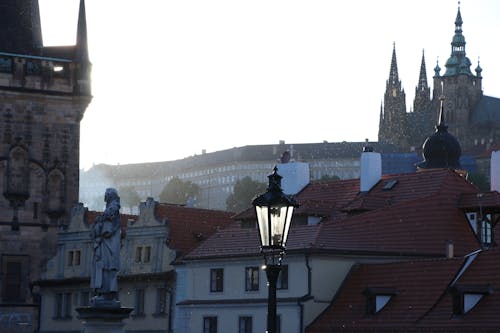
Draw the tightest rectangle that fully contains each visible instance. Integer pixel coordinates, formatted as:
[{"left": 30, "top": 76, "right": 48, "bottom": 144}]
[
  {"left": 54, "top": 292, "right": 72, "bottom": 319},
  {"left": 4, "top": 261, "right": 22, "bottom": 301},
  {"left": 203, "top": 316, "right": 217, "bottom": 333},
  {"left": 277, "top": 265, "right": 288, "bottom": 290},
  {"left": 452, "top": 285, "right": 492, "bottom": 316},
  {"left": 80, "top": 291, "right": 90, "bottom": 306},
  {"left": 479, "top": 214, "right": 493, "bottom": 246},
  {"left": 67, "top": 251, "right": 74, "bottom": 266},
  {"left": 135, "top": 246, "right": 152, "bottom": 263},
  {"left": 134, "top": 289, "right": 145, "bottom": 316},
  {"left": 363, "top": 287, "right": 398, "bottom": 315},
  {"left": 2, "top": 256, "right": 28, "bottom": 302},
  {"left": 276, "top": 314, "right": 281, "bottom": 333},
  {"left": 239, "top": 316, "right": 252, "bottom": 333},
  {"left": 67, "top": 250, "right": 81, "bottom": 267},
  {"left": 135, "top": 247, "right": 143, "bottom": 263},
  {"left": 245, "top": 267, "right": 259, "bottom": 291},
  {"left": 156, "top": 287, "right": 168, "bottom": 315},
  {"left": 210, "top": 269, "right": 223, "bottom": 292},
  {"left": 144, "top": 246, "right": 151, "bottom": 263},
  {"left": 74, "top": 250, "right": 81, "bottom": 266}
]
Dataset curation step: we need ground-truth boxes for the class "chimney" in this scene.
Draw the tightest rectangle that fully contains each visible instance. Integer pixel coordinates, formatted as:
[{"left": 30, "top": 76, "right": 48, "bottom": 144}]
[
  {"left": 491, "top": 151, "right": 500, "bottom": 192},
  {"left": 277, "top": 162, "right": 310, "bottom": 195},
  {"left": 360, "top": 146, "right": 381, "bottom": 192},
  {"left": 446, "top": 240, "right": 454, "bottom": 259}
]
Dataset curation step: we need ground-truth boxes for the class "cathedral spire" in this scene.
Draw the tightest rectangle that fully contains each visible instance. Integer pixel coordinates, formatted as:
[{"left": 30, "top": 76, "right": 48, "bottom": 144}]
[
  {"left": 388, "top": 43, "right": 399, "bottom": 85},
  {"left": 417, "top": 50, "right": 428, "bottom": 91}
]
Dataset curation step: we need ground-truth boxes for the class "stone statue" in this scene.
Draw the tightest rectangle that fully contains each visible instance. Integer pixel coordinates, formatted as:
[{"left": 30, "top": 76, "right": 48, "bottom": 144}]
[{"left": 90, "top": 188, "right": 121, "bottom": 305}]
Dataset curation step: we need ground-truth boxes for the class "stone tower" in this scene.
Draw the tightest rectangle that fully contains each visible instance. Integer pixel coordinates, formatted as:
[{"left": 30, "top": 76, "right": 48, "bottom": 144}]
[
  {"left": 0, "top": 0, "right": 91, "bottom": 330},
  {"left": 432, "top": 6, "right": 483, "bottom": 149}
]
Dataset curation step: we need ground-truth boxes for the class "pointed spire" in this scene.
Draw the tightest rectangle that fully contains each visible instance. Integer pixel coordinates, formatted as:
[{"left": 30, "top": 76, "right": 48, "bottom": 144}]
[
  {"left": 455, "top": 1, "right": 463, "bottom": 30},
  {"left": 444, "top": 2, "right": 472, "bottom": 76},
  {"left": 417, "top": 49, "right": 428, "bottom": 91},
  {"left": 389, "top": 42, "right": 399, "bottom": 85},
  {"left": 475, "top": 57, "right": 483, "bottom": 77},
  {"left": 75, "top": 0, "right": 89, "bottom": 63},
  {"left": 437, "top": 96, "right": 448, "bottom": 132},
  {"left": 73, "top": 0, "right": 92, "bottom": 96}
]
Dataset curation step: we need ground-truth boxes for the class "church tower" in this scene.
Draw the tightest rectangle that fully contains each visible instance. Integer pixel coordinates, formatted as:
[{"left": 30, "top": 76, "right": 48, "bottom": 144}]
[
  {"left": 409, "top": 50, "right": 434, "bottom": 148},
  {"left": 379, "top": 44, "right": 409, "bottom": 148},
  {"left": 0, "top": 0, "right": 92, "bottom": 329},
  {"left": 432, "top": 5, "right": 483, "bottom": 148},
  {"left": 378, "top": 4, "right": 499, "bottom": 153}
]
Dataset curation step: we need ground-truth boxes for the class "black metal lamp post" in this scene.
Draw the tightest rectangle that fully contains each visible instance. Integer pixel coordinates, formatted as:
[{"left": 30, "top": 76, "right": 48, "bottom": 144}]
[{"left": 252, "top": 166, "right": 298, "bottom": 333}]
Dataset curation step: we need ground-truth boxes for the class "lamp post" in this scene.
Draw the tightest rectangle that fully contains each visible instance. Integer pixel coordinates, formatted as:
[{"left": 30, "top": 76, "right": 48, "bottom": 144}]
[{"left": 252, "top": 166, "right": 298, "bottom": 333}]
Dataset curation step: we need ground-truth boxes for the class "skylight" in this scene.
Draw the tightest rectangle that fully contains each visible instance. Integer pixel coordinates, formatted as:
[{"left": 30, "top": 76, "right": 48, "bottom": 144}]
[{"left": 382, "top": 179, "right": 398, "bottom": 191}]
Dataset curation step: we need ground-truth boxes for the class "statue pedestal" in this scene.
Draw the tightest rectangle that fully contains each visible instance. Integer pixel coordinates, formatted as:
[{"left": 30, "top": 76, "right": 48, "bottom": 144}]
[{"left": 76, "top": 303, "right": 133, "bottom": 333}]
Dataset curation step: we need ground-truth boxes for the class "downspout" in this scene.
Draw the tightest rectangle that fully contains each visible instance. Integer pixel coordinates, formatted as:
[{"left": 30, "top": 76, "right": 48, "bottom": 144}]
[{"left": 297, "top": 251, "right": 312, "bottom": 333}]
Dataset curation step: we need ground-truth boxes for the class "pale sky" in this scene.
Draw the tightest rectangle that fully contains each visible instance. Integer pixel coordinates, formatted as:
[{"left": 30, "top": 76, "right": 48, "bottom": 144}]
[{"left": 38, "top": 0, "right": 500, "bottom": 170}]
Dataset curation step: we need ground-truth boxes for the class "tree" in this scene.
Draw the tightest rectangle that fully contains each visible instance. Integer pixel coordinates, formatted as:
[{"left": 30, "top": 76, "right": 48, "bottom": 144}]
[
  {"left": 118, "top": 186, "right": 141, "bottom": 214},
  {"left": 226, "top": 176, "right": 266, "bottom": 213},
  {"left": 159, "top": 177, "right": 200, "bottom": 206},
  {"left": 319, "top": 174, "right": 341, "bottom": 181},
  {"left": 467, "top": 172, "right": 490, "bottom": 192}
]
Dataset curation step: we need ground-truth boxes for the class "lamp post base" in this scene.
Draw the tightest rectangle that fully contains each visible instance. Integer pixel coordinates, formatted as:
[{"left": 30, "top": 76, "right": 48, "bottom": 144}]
[{"left": 265, "top": 264, "right": 281, "bottom": 333}]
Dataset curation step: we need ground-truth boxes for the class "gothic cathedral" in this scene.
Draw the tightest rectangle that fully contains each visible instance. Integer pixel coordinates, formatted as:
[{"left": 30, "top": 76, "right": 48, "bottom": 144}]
[
  {"left": 379, "top": 6, "right": 500, "bottom": 152},
  {"left": 0, "top": 0, "right": 91, "bottom": 329}
]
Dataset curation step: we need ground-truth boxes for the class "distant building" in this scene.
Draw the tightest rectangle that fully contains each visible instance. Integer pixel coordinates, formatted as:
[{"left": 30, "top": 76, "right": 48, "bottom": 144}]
[
  {"left": 36, "top": 199, "right": 233, "bottom": 333},
  {"left": 80, "top": 141, "right": 408, "bottom": 211},
  {"left": 0, "top": 1, "right": 91, "bottom": 331},
  {"left": 379, "top": 6, "right": 500, "bottom": 153}
]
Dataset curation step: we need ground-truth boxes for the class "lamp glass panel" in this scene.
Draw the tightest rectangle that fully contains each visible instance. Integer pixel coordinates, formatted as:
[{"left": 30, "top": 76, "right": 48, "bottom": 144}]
[
  {"left": 282, "top": 206, "right": 294, "bottom": 245},
  {"left": 255, "top": 206, "right": 269, "bottom": 246},
  {"left": 269, "top": 205, "right": 287, "bottom": 246}
]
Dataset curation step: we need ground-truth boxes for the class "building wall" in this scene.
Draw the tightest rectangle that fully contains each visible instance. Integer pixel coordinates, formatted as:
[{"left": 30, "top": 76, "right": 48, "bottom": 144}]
[{"left": 38, "top": 200, "right": 176, "bottom": 333}]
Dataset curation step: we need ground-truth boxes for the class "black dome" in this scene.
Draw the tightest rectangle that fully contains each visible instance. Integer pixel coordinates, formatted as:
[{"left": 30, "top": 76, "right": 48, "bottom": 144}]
[{"left": 417, "top": 105, "right": 462, "bottom": 170}]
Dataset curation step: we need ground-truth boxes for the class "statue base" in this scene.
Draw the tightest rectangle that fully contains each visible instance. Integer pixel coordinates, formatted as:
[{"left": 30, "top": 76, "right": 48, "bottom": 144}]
[{"left": 76, "top": 303, "right": 133, "bottom": 333}]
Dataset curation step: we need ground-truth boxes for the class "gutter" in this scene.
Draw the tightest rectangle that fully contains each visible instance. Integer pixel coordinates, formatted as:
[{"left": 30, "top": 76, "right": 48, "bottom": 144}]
[{"left": 297, "top": 251, "right": 312, "bottom": 333}]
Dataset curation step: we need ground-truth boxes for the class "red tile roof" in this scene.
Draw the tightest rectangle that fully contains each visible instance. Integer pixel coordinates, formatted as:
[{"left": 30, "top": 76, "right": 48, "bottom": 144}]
[
  {"left": 85, "top": 210, "right": 137, "bottom": 236},
  {"left": 307, "top": 247, "right": 500, "bottom": 332},
  {"left": 184, "top": 169, "right": 482, "bottom": 260},
  {"left": 315, "top": 195, "right": 480, "bottom": 257},
  {"left": 458, "top": 191, "right": 500, "bottom": 211},
  {"left": 154, "top": 203, "right": 234, "bottom": 256},
  {"left": 306, "top": 258, "right": 465, "bottom": 332},
  {"left": 417, "top": 248, "right": 500, "bottom": 330}
]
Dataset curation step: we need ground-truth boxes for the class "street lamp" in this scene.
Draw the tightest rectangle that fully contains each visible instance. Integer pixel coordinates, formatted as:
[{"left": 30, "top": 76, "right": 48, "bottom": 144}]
[{"left": 252, "top": 166, "right": 298, "bottom": 333}]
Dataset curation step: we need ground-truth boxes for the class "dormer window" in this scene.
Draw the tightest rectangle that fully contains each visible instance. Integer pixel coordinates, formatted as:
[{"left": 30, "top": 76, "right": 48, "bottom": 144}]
[
  {"left": 451, "top": 285, "right": 492, "bottom": 316},
  {"left": 363, "top": 287, "right": 398, "bottom": 315}
]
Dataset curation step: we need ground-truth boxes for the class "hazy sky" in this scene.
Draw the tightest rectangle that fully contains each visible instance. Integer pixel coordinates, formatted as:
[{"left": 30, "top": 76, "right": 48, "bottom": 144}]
[{"left": 38, "top": 0, "right": 500, "bottom": 170}]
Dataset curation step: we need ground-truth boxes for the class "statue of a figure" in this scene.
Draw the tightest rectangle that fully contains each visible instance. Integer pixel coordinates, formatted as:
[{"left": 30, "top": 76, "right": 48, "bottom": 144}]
[{"left": 90, "top": 188, "right": 121, "bottom": 305}]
